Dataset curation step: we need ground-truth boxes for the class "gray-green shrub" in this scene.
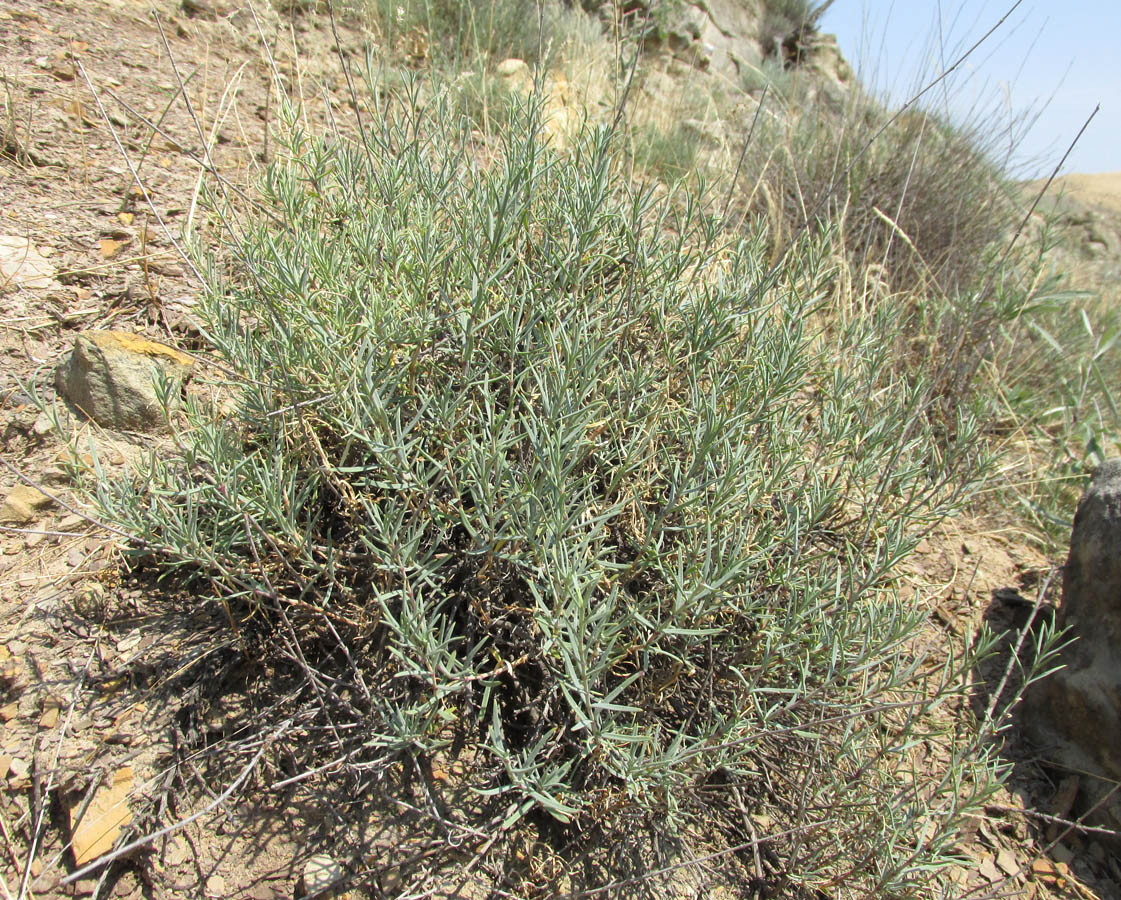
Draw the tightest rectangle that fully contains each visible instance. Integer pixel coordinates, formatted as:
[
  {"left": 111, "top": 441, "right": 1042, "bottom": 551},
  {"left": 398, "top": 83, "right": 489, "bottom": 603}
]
[{"left": 76, "top": 79, "right": 1062, "bottom": 895}]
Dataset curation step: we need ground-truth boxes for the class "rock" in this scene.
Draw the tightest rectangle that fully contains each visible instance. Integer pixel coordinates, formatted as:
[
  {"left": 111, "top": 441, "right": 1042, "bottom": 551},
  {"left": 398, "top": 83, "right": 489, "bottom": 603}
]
[
  {"left": 69, "top": 766, "right": 134, "bottom": 866},
  {"left": 0, "top": 234, "right": 59, "bottom": 291},
  {"left": 298, "top": 854, "right": 345, "bottom": 898},
  {"left": 806, "top": 33, "right": 852, "bottom": 88},
  {"left": 55, "top": 331, "right": 194, "bottom": 432},
  {"left": 492, "top": 61, "right": 579, "bottom": 151},
  {"left": 0, "top": 645, "right": 27, "bottom": 695},
  {"left": 495, "top": 57, "right": 533, "bottom": 96},
  {"left": 31, "top": 410, "right": 56, "bottom": 440},
  {"left": 1023, "top": 459, "right": 1121, "bottom": 829},
  {"left": 645, "top": 0, "right": 764, "bottom": 77},
  {"left": 495, "top": 57, "right": 529, "bottom": 79},
  {"left": 0, "top": 484, "right": 55, "bottom": 524}
]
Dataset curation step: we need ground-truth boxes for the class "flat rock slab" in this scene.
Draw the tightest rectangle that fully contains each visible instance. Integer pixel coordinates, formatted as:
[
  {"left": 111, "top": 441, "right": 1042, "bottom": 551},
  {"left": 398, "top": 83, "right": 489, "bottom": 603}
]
[
  {"left": 55, "top": 331, "right": 195, "bottom": 432},
  {"left": 0, "top": 234, "right": 59, "bottom": 291},
  {"left": 0, "top": 484, "right": 56, "bottom": 524},
  {"left": 69, "top": 765, "right": 134, "bottom": 866}
]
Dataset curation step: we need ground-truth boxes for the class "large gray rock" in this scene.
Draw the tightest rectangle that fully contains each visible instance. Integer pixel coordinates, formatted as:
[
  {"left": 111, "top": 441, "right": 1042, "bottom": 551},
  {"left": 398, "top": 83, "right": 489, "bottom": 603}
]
[
  {"left": 592, "top": 0, "right": 764, "bottom": 77},
  {"left": 1023, "top": 459, "right": 1121, "bottom": 828},
  {"left": 55, "top": 331, "right": 195, "bottom": 432},
  {"left": 694, "top": 0, "right": 765, "bottom": 75}
]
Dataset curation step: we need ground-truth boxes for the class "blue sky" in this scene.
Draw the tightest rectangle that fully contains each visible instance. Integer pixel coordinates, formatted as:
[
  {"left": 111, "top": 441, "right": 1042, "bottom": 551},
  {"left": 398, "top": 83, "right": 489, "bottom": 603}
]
[{"left": 818, "top": 0, "right": 1119, "bottom": 176}]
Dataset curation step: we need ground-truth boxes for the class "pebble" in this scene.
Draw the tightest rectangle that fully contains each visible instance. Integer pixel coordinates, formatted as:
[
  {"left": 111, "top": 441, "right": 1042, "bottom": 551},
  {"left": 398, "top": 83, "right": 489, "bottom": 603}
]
[
  {"left": 0, "top": 484, "right": 55, "bottom": 524},
  {"left": 299, "top": 855, "right": 345, "bottom": 898}
]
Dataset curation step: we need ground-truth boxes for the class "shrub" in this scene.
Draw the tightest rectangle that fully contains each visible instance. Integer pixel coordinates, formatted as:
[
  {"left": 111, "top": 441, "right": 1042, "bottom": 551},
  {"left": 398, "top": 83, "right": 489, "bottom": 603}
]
[
  {"left": 730, "top": 89, "right": 1013, "bottom": 299},
  {"left": 367, "top": 0, "right": 599, "bottom": 69},
  {"left": 758, "top": 0, "right": 832, "bottom": 62},
  {"left": 75, "top": 80, "right": 1061, "bottom": 895}
]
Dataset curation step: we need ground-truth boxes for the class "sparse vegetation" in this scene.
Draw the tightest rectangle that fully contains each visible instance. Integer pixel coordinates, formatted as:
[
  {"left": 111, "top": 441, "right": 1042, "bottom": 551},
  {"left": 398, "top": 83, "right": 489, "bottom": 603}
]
[
  {"left": 366, "top": 0, "right": 602, "bottom": 70},
  {"left": 757, "top": 0, "right": 831, "bottom": 61}
]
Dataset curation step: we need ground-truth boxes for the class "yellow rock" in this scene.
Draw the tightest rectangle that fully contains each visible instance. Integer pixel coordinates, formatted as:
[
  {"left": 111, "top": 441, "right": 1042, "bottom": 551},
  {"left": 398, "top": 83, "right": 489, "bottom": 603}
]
[
  {"left": 0, "top": 484, "right": 55, "bottom": 524},
  {"left": 86, "top": 330, "right": 194, "bottom": 367},
  {"left": 70, "top": 766, "right": 134, "bottom": 866},
  {"left": 55, "top": 331, "right": 195, "bottom": 432}
]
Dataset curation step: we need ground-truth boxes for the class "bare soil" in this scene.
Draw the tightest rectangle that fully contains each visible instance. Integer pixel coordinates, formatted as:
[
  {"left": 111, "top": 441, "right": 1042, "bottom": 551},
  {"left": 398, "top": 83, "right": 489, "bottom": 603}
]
[{"left": 0, "top": 2, "right": 1118, "bottom": 898}]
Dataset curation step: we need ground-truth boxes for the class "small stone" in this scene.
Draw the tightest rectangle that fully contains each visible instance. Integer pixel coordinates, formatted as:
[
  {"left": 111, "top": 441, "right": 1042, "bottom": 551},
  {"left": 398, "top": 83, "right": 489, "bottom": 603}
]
[
  {"left": 0, "top": 701, "right": 18, "bottom": 722},
  {"left": 30, "top": 871, "right": 60, "bottom": 894},
  {"left": 206, "top": 874, "right": 225, "bottom": 895},
  {"left": 299, "top": 855, "right": 345, "bottom": 898},
  {"left": 31, "top": 411, "right": 55, "bottom": 439},
  {"left": 996, "top": 847, "right": 1019, "bottom": 877},
  {"left": 41, "top": 467, "right": 69, "bottom": 485},
  {"left": 72, "top": 582, "right": 108, "bottom": 619},
  {"left": 0, "top": 650, "right": 25, "bottom": 695},
  {"left": 1052, "top": 843, "right": 1074, "bottom": 865},
  {"left": 0, "top": 234, "right": 59, "bottom": 290},
  {"left": 55, "top": 331, "right": 194, "bottom": 432},
  {"left": 0, "top": 484, "right": 56, "bottom": 525},
  {"left": 69, "top": 766, "right": 134, "bottom": 865},
  {"left": 1032, "top": 858, "right": 1060, "bottom": 882},
  {"left": 495, "top": 57, "right": 528, "bottom": 78}
]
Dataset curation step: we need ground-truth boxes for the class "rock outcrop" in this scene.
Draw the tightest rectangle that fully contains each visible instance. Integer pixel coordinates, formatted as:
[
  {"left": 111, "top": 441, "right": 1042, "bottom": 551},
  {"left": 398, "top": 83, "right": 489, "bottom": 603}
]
[
  {"left": 55, "top": 331, "right": 195, "bottom": 432},
  {"left": 1023, "top": 459, "right": 1121, "bottom": 829},
  {"left": 581, "top": 0, "right": 766, "bottom": 79}
]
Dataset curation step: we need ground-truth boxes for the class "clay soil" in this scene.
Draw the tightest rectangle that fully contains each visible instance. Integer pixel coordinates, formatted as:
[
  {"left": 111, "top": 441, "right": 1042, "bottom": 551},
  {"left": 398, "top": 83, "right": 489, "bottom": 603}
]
[{"left": 0, "top": 2, "right": 1119, "bottom": 898}]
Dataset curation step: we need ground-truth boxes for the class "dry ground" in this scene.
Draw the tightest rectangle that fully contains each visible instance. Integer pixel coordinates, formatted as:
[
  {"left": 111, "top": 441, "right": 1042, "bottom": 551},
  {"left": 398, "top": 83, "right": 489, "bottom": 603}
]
[
  {"left": 0, "top": 1, "right": 1119, "bottom": 897},
  {"left": 1035, "top": 172, "right": 1121, "bottom": 216}
]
